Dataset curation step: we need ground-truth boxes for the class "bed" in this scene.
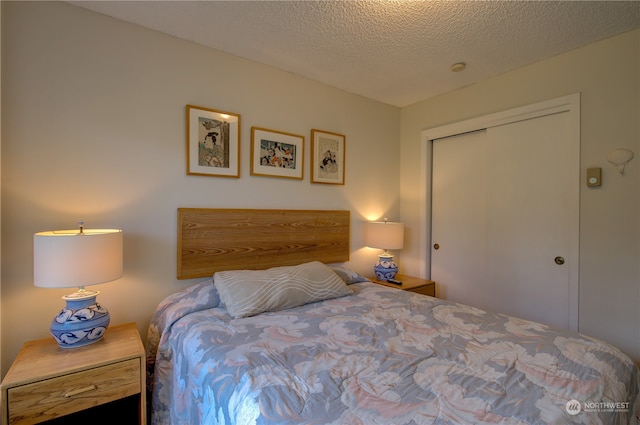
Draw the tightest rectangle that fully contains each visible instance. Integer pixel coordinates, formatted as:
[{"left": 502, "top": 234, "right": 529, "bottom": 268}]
[{"left": 147, "top": 208, "right": 639, "bottom": 425}]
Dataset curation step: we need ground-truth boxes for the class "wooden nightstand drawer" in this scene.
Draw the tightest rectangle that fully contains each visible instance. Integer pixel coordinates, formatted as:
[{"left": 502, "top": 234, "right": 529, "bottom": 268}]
[
  {"left": 7, "top": 358, "right": 140, "bottom": 425},
  {"left": 408, "top": 284, "right": 435, "bottom": 297}
]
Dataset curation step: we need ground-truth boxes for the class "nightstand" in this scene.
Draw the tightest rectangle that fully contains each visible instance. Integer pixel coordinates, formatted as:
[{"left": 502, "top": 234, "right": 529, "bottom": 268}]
[
  {"left": 1, "top": 323, "right": 146, "bottom": 425},
  {"left": 372, "top": 274, "right": 436, "bottom": 297}
]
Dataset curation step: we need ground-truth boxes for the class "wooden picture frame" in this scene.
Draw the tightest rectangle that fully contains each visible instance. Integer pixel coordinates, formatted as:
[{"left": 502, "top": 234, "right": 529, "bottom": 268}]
[
  {"left": 311, "top": 129, "right": 345, "bottom": 185},
  {"left": 186, "top": 104, "right": 240, "bottom": 178},
  {"left": 250, "top": 127, "right": 304, "bottom": 180}
]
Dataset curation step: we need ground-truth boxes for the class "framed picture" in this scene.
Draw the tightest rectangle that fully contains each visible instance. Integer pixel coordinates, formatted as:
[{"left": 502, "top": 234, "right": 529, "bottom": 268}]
[
  {"left": 311, "top": 129, "right": 345, "bottom": 185},
  {"left": 250, "top": 127, "right": 304, "bottom": 180},
  {"left": 186, "top": 104, "right": 240, "bottom": 178}
]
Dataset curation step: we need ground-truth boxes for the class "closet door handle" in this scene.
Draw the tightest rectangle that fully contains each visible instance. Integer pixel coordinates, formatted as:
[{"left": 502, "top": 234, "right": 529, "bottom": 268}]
[
  {"left": 554, "top": 256, "right": 565, "bottom": 265},
  {"left": 433, "top": 243, "right": 440, "bottom": 250}
]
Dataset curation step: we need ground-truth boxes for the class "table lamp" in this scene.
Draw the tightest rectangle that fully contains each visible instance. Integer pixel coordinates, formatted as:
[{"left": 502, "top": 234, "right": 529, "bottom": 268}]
[
  {"left": 34, "top": 223, "right": 123, "bottom": 348},
  {"left": 365, "top": 218, "right": 404, "bottom": 281}
]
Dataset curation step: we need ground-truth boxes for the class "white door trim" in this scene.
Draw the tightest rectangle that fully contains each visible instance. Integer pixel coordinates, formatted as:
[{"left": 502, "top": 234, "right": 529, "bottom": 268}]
[{"left": 419, "top": 93, "right": 580, "bottom": 331}]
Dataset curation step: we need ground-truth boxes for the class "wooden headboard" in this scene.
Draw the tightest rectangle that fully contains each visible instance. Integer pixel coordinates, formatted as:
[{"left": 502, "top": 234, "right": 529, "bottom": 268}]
[{"left": 177, "top": 208, "right": 350, "bottom": 279}]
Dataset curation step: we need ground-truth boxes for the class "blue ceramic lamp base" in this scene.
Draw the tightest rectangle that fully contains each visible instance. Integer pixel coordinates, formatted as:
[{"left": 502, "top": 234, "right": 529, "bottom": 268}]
[
  {"left": 373, "top": 253, "right": 399, "bottom": 281},
  {"left": 50, "top": 290, "right": 110, "bottom": 348}
]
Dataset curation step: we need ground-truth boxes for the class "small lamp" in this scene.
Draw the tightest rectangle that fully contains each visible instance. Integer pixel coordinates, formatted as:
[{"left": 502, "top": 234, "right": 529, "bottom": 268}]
[
  {"left": 365, "top": 218, "right": 404, "bottom": 281},
  {"left": 34, "top": 223, "right": 123, "bottom": 348},
  {"left": 607, "top": 148, "right": 634, "bottom": 175}
]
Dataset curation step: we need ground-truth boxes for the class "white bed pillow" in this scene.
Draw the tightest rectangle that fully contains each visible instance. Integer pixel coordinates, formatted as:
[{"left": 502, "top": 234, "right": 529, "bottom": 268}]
[{"left": 214, "top": 261, "right": 353, "bottom": 318}]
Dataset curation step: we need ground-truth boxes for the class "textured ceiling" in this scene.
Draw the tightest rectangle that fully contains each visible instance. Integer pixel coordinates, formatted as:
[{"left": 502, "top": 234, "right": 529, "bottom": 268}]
[{"left": 70, "top": 1, "right": 640, "bottom": 107}]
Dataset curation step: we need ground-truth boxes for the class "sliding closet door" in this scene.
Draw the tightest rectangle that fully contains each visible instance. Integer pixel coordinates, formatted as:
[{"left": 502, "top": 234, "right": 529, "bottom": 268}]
[
  {"left": 431, "top": 130, "right": 488, "bottom": 309},
  {"left": 484, "top": 113, "right": 571, "bottom": 327},
  {"left": 431, "top": 112, "right": 573, "bottom": 329}
]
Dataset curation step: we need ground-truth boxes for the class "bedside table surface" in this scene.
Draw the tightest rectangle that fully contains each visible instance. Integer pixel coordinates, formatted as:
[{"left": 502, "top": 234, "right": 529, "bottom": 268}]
[
  {"left": 1, "top": 323, "right": 144, "bottom": 389},
  {"left": 372, "top": 274, "right": 435, "bottom": 291}
]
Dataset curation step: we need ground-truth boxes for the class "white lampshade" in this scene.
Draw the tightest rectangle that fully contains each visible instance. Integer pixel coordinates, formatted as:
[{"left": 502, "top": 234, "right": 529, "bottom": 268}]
[
  {"left": 34, "top": 229, "right": 123, "bottom": 288},
  {"left": 365, "top": 221, "right": 404, "bottom": 250}
]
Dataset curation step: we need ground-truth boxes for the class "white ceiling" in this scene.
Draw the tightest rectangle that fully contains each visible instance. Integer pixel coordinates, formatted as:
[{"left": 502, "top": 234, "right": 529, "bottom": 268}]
[{"left": 70, "top": 1, "right": 640, "bottom": 107}]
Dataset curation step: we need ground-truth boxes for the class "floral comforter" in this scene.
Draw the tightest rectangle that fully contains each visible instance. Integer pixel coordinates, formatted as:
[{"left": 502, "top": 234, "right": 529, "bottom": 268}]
[{"left": 147, "top": 280, "right": 639, "bottom": 425}]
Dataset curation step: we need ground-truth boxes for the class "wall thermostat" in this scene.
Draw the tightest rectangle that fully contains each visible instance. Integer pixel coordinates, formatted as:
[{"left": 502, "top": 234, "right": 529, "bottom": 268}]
[{"left": 587, "top": 167, "right": 601, "bottom": 187}]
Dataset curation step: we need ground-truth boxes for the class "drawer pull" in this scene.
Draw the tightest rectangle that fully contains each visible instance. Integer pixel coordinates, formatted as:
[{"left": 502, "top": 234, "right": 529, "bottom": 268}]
[{"left": 64, "top": 384, "right": 98, "bottom": 398}]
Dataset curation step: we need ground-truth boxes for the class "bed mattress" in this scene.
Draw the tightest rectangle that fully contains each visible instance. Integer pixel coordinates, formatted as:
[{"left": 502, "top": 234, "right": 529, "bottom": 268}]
[{"left": 147, "top": 280, "right": 639, "bottom": 425}]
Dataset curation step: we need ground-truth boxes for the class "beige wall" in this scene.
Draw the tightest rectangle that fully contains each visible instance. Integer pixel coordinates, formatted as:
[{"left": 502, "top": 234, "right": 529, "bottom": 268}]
[
  {"left": 0, "top": 2, "right": 400, "bottom": 375},
  {"left": 400, "top": 29, "right": 640, "bottom": 363}
]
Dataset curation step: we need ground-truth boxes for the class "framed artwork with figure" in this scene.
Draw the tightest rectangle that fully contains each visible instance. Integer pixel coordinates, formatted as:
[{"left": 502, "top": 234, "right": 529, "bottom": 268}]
[
  {"left": 186, "top": 104, "right": 240, "bottom": 178},
  {"left": 311, "top": 129, "right": 345, "bottom": 185},
  {"left": 250, "top": 126, "right": 304, "bottom": 180}
]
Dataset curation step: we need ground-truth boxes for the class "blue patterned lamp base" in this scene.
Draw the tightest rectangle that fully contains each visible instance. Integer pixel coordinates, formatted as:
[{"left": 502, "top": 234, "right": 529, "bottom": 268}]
[
  {"left": 50, "top": 290, "right": 110, "bottom": 348},
  {"left": 373, "top": 254, "right": 399, "bottom": 281}
]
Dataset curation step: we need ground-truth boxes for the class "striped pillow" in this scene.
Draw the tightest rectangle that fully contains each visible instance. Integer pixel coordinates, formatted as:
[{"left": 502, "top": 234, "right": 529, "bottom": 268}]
[{"left": 214, "top": 261, "right": 353, "bottom": 318}]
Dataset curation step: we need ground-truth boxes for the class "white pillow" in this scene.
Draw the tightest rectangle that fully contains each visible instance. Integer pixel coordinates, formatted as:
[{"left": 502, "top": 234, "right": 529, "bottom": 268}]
[{"left": 214, "top": 261, "right": 353, "bottom": 318}]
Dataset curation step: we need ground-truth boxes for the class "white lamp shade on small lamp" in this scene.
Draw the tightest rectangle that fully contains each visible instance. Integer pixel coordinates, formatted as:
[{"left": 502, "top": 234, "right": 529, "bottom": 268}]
[
  {"left": 365, "top": 220, "right": 404, "bottom": 281},
  {"left": 365, "top": 221, "right": 404, "bottom": 251},
  {"left": 34, "top": 229, "right": 123, "bottom": 288},
  {"left": 33, "top": 228, "right": 123, "bottom": 348}
]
